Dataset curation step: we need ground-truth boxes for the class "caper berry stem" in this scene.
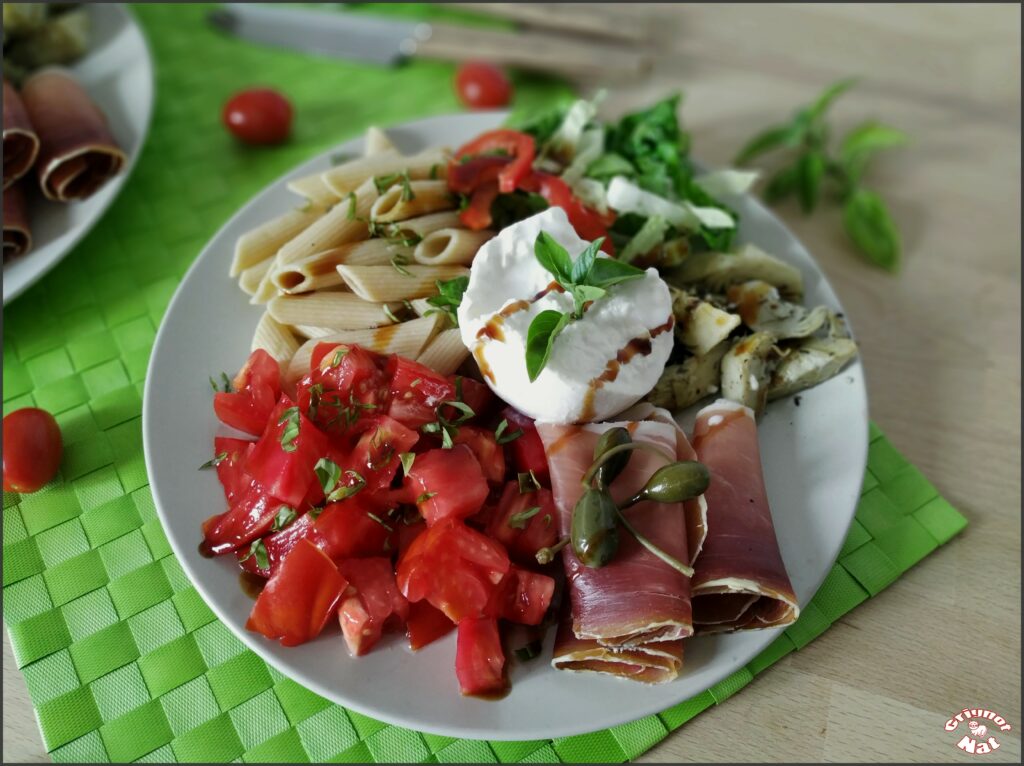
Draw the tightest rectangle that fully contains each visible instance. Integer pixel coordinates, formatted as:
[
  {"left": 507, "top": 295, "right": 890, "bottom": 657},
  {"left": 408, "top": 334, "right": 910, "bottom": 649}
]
[
  {"left": 614, "top": 507, "right": 695, "bottom": 577},
  {"left": 580, "top": 441, "right": 676, "bottom": 489},
  {"left": 535, "top": 537, "right": 569, "bottom": 565}
]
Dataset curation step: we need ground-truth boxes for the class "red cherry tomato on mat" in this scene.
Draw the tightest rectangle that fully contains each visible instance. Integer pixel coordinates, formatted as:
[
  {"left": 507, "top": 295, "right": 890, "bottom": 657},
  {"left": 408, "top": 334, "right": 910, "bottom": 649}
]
[
  {"left": 455, "top": 62, "right": 512, "bottom": 109},
  {"left": 223, "top": 88, "right": 293, "bottom": 145},
  {"left": 3, "top": 408, "right": 62, "bottom": 493}
]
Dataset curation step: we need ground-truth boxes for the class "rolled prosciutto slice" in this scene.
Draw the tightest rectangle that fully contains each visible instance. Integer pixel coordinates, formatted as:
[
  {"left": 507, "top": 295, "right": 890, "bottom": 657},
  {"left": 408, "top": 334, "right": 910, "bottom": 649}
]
[
  {"left": 538, "top": 410, "right": 694, "bottom": 649},
  {"left": 3, "top": 182, "right": 32, "bottom": 259},
  {"left": 20, "top": 69, "right": 126, "bottom": 201},
  {"left": 690, "top": 399, "right": 799, "bottom": 633},
  {"left": 551, "top": 611, "right": 685, "bottom": 684},
  {"left": 3, "top": 79, "right": 40, "bottom": 189}
]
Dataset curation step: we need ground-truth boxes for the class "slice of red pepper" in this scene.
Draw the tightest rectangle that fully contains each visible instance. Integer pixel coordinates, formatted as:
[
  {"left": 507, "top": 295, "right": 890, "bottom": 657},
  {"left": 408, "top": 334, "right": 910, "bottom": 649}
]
[
  {"left": 459, "top": 180, "right": 501, "bottom": 230},
  {"left": 448, "top": 154, "right": 512, "bottom": 195},
  {"left": 520, "top": 171, "right": 617, "bottom": 253},
  {"left": 453, "top": 129, "right": 535, "bottom": 194}
]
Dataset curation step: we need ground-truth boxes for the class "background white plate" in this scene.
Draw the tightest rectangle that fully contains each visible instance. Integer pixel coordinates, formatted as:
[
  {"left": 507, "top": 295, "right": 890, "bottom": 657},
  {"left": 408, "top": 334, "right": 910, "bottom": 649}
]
[
  {"left": 3, "top": 4, "right": 154, "bottom": 304},
  {"left": 144, "top": 112, "right": 868, "bottom": 741}
]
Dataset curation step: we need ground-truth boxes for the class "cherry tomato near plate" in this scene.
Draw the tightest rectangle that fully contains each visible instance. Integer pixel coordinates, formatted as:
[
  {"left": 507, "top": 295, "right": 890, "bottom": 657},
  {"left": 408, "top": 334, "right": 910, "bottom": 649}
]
[
  {"left": 223, "top": 88, "right": 293, "bottom": 145},
  {"left": 3, "top": 408, "right": 62, "bottom": 493},
  {"left": 455, "top": 61, "right": 512, "bottom": 110}
]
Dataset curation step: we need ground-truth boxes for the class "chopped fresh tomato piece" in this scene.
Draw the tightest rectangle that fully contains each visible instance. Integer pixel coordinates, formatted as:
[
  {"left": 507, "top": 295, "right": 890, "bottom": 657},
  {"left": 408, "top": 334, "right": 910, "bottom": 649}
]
[
  {"left": 214, "top": 350, "right": 282, "bottom": 436},
  {"left": 489, "top": 565, "right": 555, "bottom": 625},
  {"left": 254, "top": 511, "right": 317, "bottom": 576},
  {"left": 349, "top": 414, "right": 419, "bottom": 491},
  {"left": 395, "top": 517, "right": 426, "bottom": 557},
  {"left": 314, "top": 496, "right": 394, "bottom": 561},
  {"left": 213, "top": 436, "right": 255, "bottom": 506},
  {"left": 246, "top": 396, "right": 329, "bottom": 507},
  {"left": 452, "top": 426, "right": 505, "bottom": 484},
  {"left": 387, "top": 357, "right": 454, "bottom": 429},
  {"left": 486, "top": 482, "right": 558, "bottom": 562},
  {"left": 202, "top": 482, "right": 287, "bottom": 555},
  {"left": 453, "top": 129, "right": 535, "bottom": 194},
  {"left": 458, "top": 180, "right": 501, "bottom": 230},
  {"left": 447, "top": 154, "right": 512, "bottom": 194},
  {"left": 406, "top": 446, "right": 489, "bottom": 526},
  {"left": 455, "top": 617, "right": 507, "bottom": 696},
  {"left": 456, "top": 376, "right": 493, "bottom": 420},
  {"left": 246, "top": 538, "right": 346, "bottom": 646},
  {"left": 337, "top": 557, "right": 409, "bottom": 656},
  {"left": 520, "top": 171, "right": 616, "bottom": 251},
  {"left": 501, "top": 407, "right": 550, "bottom": 484},
  {"left": 296, "top": 344, "right": 392, "bottom": 436},
  {"left": 406, "top": 600, "right": 455, "bottom": 651}
]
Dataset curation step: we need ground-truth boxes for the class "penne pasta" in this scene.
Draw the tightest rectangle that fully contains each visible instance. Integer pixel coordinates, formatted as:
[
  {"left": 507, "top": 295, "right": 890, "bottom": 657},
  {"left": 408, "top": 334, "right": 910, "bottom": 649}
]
[
  {"left": 337, "top": 264, "right": 469, "bottom": 303},
  {"left": 251, "top": 312, "right": 300, "bottom": 364},
  {"left": 267, "top": 292, "right": 399, "bottom": 330},
  {"left": 274, "top": 178, "right": 377, "bottom": 267},
  {"left": 285, "top": 314, "right": 443, "bottom": 385},
  {"left": 286, "top": 174, "right": 339, "bottom": 206},
  {"left": 363, "top": 126, "right": 396, "bottom": 156},
  {"left": 239, "top": 258, "right": 273, "bottom": 296},
  {"left": 408, "top": 297, "right": 435, "bottom": 317},
  {"left": 322, "top": 147, "right": 449, "bottom": 199},
  {"left": 370, "top": 180, "right": 454, "bottom": 223},
  {"left": 292, "top": 325, "right": 340, "bottom": 340},
  {"left": 416, "top": 327, "right": 470, "bottom": 375},
  {"left": 230, "top": 204, "right": 326, "bottom": 277},
  {"left": 414, "top": 228, "right": 494, "bottom": 265},
  {"left": 384, "top": 210, "right": 463, "bottom": 239},
  {"left": 273, "top": 239, "right": 414, "bottom": 293}
]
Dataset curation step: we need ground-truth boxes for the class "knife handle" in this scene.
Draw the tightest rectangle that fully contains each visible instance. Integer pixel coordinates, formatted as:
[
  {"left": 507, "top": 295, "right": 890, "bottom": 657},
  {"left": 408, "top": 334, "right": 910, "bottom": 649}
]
[
  {"left": 446, "top": 3, "right": 653, "bottom": 44},
  {"left": 415, "top": 22, "right": 651, "bottom": 81}
]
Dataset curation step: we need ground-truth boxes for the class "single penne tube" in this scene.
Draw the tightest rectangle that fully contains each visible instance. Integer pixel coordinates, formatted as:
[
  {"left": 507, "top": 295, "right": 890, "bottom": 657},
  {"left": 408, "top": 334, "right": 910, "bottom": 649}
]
[
  {"left": 408, "top": 297, "right": 435, "bottom": 317},
  {"left": 267, "top": 292, "right": 398, "bottom": 330},
  {"left": 238, "top": 258, "right": 273, "bottom": 296},
  {"left": 273, "top": 240, "right": 414, "bottom": 293},
  {"left": 387, "top": 211, "right": 463, "bottom": 238},
  {"left": 286, "top": 174, "right": 340, "bottom": 206},
  {"left": 370, "top": 180, "right": 454, "bottom": 223},
  {"left": 364, "top": 126, "right": 396, "bottom": 156},
  {"left": 285, "top": 314, "right": 443, "bottom": 384},
  {"left": 251, "top": 312, "right": 300, "bottom": 364},
  {"left": 275, "top": 178, "right": 377, "bottom": 267},
  {"left": 337, "top": 264, "right": 469, "bottom": 303},
  {"left": 322, "top": 147, "right": 448, "bottom": 198},
  {"left": 292, "top": 325, "right": 339, "bottom": 340},
  {"left": 416, "top": 328, "right": 470, "bottom": 375},
  {"left": 230, "top": 205, "right": 326, "bottom": 277},
  {"left": 414, "top": 228, "right": 494, "bottom": 265}
]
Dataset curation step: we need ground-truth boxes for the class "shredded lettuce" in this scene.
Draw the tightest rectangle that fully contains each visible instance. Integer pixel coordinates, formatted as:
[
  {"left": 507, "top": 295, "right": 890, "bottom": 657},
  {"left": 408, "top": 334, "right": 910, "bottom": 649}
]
[
  {"left": 619, "top": 215, "right": 670, "bottom": 263},
  {"left": 548, "top": 97, "right": 601, "bottom": 161},
  {"left": 607, "top": 176, "right": 734, "bottom": 232},
  {"left": 694, "top": 169, "right": 760, "bottom": 197}
]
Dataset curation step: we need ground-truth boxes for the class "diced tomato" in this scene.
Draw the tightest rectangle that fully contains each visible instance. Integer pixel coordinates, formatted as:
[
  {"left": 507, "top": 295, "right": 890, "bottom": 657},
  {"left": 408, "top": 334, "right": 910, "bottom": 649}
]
[
  {"left": 337, "top": 557, "right": 409, "bottom": 656},
  {"left": 406, "top": 446, "right": 489, "bottom": 526},
  {"left": 314, "top": 496, "right": 393, "bottom": 561},
  {"left": 396, "top": 519, "right": 510, "bottom": 622},
  {"left": 387, "top": 357, "right": 454, "bottom": 429},
  {"left": 260, "top": 511, "right": 318, "bottom": 576},
  {"left": 489, "top": 565, "right": 555, "bottom": 625},
  {"left": 214, "top": 350, "right": 281, "bottom": 436},
  {"left": 406, "top": 600, "right": 455, "bottom": 651},
  {"left": 213, "top": 437, "right": 255, "bottom": 506},
  {"left": 396, "top": 517, "right": 426, "bottom": 557},
  {"left": 349, "top": 414, "right": 419, "bottom": 491},
  {"left": 501, "top": 407, "right": 550, "bottom": 484},
  {"left": 455, "top": 617, "right": 507, "bottom": 696},
  {"left": 453, "top": 129, "right": 535, "bottom": 194},
  {"left": 447, "top": 154, "right": 512, "bottom": 194},
  {"left": 245, "top": 396, "right": 329, "bottom": 507},
  {"left": 246, "top": 538, "right": 346, "bottom": 646},
  {"left": 452, "top": 426, "right": 505, "bottom": 484},
  {"left": 202, "top": 482, "right": 286, "bottom": 555},
  {"left": 486, "top": 482, "right": 558, "bottom": 562},
  {"left": 456, "top": 377, "right": 493, "bottom": 420},
  {"left": 296, "top": 344, "right": 392, "bottom": 436},
  {"left": 520, "top": 171, "right": 616, "bottom": 251},
  {"left": 459, "top": 180, "right": 501, "bottom": 230}
]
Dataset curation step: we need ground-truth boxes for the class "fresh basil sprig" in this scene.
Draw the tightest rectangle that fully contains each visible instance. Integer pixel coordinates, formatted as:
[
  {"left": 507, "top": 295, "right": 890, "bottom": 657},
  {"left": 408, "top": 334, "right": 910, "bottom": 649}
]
[
  {"left": 734, "top": 78, "right": 907, "bottom": 272},
  {"left": 525, "top": 232, "right": 645, "bottom": 381},
  {"left": 425, "top": 276, "right": 470, "bottom": 327}
]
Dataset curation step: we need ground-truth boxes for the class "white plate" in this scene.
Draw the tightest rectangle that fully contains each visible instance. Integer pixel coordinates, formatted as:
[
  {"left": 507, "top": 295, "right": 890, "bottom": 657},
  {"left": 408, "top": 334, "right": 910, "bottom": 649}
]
[
  {"left": 3, "top": 4, "right": 154, "bottom": 304},
  {"left": 144, "top": 112, "right": 868, "bottom": 741}
]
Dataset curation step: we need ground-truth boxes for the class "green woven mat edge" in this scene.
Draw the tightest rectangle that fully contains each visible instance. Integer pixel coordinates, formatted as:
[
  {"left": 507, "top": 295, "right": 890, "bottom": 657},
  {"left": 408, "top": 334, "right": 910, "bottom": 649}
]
[{"left": 2, "top": 4, "right": 969, "bottom": 763}]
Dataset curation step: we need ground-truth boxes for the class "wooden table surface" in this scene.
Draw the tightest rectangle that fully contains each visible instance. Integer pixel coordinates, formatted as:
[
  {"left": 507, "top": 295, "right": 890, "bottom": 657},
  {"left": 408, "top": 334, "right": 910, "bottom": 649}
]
[{"left": 4, "top": 3, "right": 1021, "bottom": 763}]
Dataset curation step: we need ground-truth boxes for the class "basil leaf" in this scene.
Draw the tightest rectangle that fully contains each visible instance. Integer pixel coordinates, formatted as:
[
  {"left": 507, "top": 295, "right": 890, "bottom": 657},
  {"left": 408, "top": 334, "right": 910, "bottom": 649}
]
[
  {"left": 198, "top": 452, "right": 228, "bottom": 470},
  {"left": 327, "top": 470, "right": 367, "bottom": 502},
  {"left": 586, "top": 258, "right": 646, "bottom": 288},
  {"left": 425, "top": 276, "right": 470, "bottom": 327},
  {"left": 733, "top": 123, "right": 803, "bottom": 166},
  {"left": 315, "top": 458, "right": 342, "bottom": 495},
  {"left": 239, "top": 539, "right": 269, "bottom": 571},
  {"left": 271, "top": 506, "right": 297, "bottom": 532},
  {"left": 525, "top": 310, "right": 571, "bottom": 382},
  {"left": 495, "top": 419, "right": 523, "bottom": 445},
  {"left": 763, "top": 164, "right": 800, "bottom": 202},
  {"left": 571, "top": 284, "right": 607, "bottom": 318},
  {"left": 840, "top": 121, "right": 907, "bottom": 185},
  {"left": 585, "top": 151, "right": 636, "bottom": 181},
  {"left": 534, "top": 231, "right": 573, "bottom": 284},
  {"left": 440, "top": 400, "right": 475, "bottom": 425},
  {"left": 517, "top": 470, "right": 542, "bottom": 494},
  {"left": 569, "top": 238, "right": 603, "bottom": 284},
  {"left": 805, "top": 77, "right": 858, "bottom": 123},
  {"left": 399, "top": 452, "right": 416, "bottom": 477},
  {"left": 278, "top": 407, "right": 301, "bottom": 453},
  {"left": 416, "top": 491, "right": 437, "bottom": 504},
  {"left": 843, "top": 188, "right": 901, "bottom": 272},
  {"left": 509, "top": 506, "right": 542, "bottom": 530},
  {"left": 796, "top": 151, "right": 826, "bottom": 213},
  {"left": 366, "top": 511, "right": 393, "bottom": 531}
]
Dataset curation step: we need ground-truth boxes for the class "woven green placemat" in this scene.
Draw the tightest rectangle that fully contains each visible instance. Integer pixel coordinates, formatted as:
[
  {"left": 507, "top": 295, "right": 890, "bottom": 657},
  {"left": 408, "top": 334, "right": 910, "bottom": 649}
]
[{"left": 2, "top": 4, "right": 968, "bottom": 763}]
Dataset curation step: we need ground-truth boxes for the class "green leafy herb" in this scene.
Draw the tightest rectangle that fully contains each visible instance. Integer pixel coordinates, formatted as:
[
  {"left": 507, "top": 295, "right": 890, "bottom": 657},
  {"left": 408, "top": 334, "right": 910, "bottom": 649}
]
[
  {"left": 425, "top": 276, "right": 470, "bottom": 327},
  {"left": 416, "top": 491, "right": 437, "bottom": 504},
  {"left": 508, "top": 505, "right": 542, "bottom": 529},
  {"left": 306, "top": 382, "right": 324, "bottom": 419},
  {"left": 315, "top": 458, "right": 342, "bottom": 495},
  {"left": 513, "top": 640, "right": 543, "bottom": 661},
  {"left": 239, "top": 539, "right": 269, "bottom": 571},
  {"left": 345, "top": 192, "right": 358, "bottom": 220},
  {"left": 270, "top": 506, "right": 297, "bottom": 532},
  {"left": 327, "top": 470, "right": 367, "bottom": 502},
  {"left": 494, "top": 418, "right": 523, "bottom": 445},
  {"left": 382, "top": 304, "right": 401, "bottom": 324},
  {"left": 543, "top": 513, "right": 552, "bottom": 528},
  {"left": 534, "top": 231, "right": 574, "bottom": 283},
  {"left": 374, "top": 170, "right": 415, "bottom": 201},
  {"left": 278, "top": 407, "right": 301, "bottom": 452},
  {"left": 440, "top": 399, "right": 475, "bottom": 425},
  {"left": 390, "top": 252, "right": 413, "bottom": 277},
  {"left": 366, "top": 511, "right": 393, "bottom": 531},
  {"left": 843, "top": 188, "right": 901, "bottom": 272},
  {"left": 429, "top": 163, "right": 440, "bottom": 180},
  {"left": 198, "top": 452, "right": 228, "bottom": 470},
  {"left": 399, "top": 452, "right": 416, "bottom": 477},
  {"left": 525, "top": 309, "right": 571, "bottom": 382},
  {"left": 840, "top": 120, "right": 908, "bottom": 185},
  {"left": 209, "top": 372, "right": 233, "bottom": 393},
  {"left": 518, "top": 470, "right": 541, "bottom": 494}
]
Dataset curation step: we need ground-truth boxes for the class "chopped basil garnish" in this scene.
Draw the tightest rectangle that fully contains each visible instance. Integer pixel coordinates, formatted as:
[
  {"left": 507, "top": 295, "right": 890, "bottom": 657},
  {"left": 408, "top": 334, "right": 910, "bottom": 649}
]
[
  {"left": 508, "top": 506, "right": 542, "bottom": 530},
  {"left": 391, "top": 252, "right": 413, "bottom": 276},
  {"left": 239, "top": 539, "right": 269, "bottom": 571},
  {"left": 278, "top": 407, "right": 301, "bottom": 452},
  {"left": 209, "top": 372, "right": 233, "bottom": 393},
  {"left": 270, "top": 506, "right": 297, "bottom": 532},
  {"left": 382, "top": 304, "right": 401, "bottom": 324},
  {"left": 198, "top": 452, "right": 228, "bottom": 470},
  {"left": 327, "top": 470, "right": 366, "bottom": 502},
  {"left": 518, "top": 470, "right": 541, "bottom": 494},
  {"left": 424, "top": 276, "right": 470, "bottom": 327},
  {"left": 345, "top": 192, "right": 358, "bottom": 220},
  {"left": 416, "top": 491, "right": 437, "bottom": 504},
  {"left": 307, "top": 382, "right": 324, "bottom": 419},
  {"left": 373, "top": 170, "right": 415, "bottom": 201},
  {"left": 315, "top": 458, "right": 342, "bottom": 495},
  {"left": 494, "top": 418, "right": 523, "bottom": 445},
  {"left": 366, "top": 511, "right": 393, "bottom": 531},
  {"left": 399, "top": 452, "right": 416, "bottom": 477}
]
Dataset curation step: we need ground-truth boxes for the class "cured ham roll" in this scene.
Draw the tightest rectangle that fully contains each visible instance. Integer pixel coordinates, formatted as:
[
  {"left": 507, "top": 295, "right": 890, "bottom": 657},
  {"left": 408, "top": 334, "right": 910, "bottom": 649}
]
[
  {"left": 3, "top": 79, "right": 39, "bottom": 189},
  {"left": 3, "top": 182, "right": 32, "bottom": 259},
  {"left": 690, "top": 399, "right": 799, "bottom": 633},
  {"left": 20, "top": 68, "right": 126, "bottom": 201},
  {"left": 538, "top": 411, "right": 696, "bottom": 650}
]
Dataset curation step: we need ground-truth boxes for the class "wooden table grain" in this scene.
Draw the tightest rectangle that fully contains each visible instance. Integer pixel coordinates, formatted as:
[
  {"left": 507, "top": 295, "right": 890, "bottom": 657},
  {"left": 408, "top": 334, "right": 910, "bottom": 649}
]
[{"left": 4, "top": 3, "right": 1020, "bottom": 762}]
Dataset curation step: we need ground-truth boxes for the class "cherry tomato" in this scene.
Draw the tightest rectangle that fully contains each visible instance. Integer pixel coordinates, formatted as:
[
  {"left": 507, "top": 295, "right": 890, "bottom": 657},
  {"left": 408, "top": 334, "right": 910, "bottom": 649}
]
[
  {"left": 222, "top": 88, "right": 293, "bottom": 145},
  {"left": 455, "top": 62, "right": 512, "bottom": 110},
  {"left": 3, "top": 408, "right": 62, "bottom": 493}
]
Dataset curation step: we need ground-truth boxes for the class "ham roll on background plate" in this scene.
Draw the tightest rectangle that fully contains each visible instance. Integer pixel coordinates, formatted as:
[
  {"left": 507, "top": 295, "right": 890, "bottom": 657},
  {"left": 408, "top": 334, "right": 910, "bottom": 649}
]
[
  {"left": 3, "top": 182, "right": 32, "bottom": 259},
  {"left": 20, "top": 68, "right": 126, "bottom": 201},
  {"left": 690, "top": 399, "right": 800, "bottom": 633},
  {"left": 3, "top": 78, "right": 40, "bottom": 189}
]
